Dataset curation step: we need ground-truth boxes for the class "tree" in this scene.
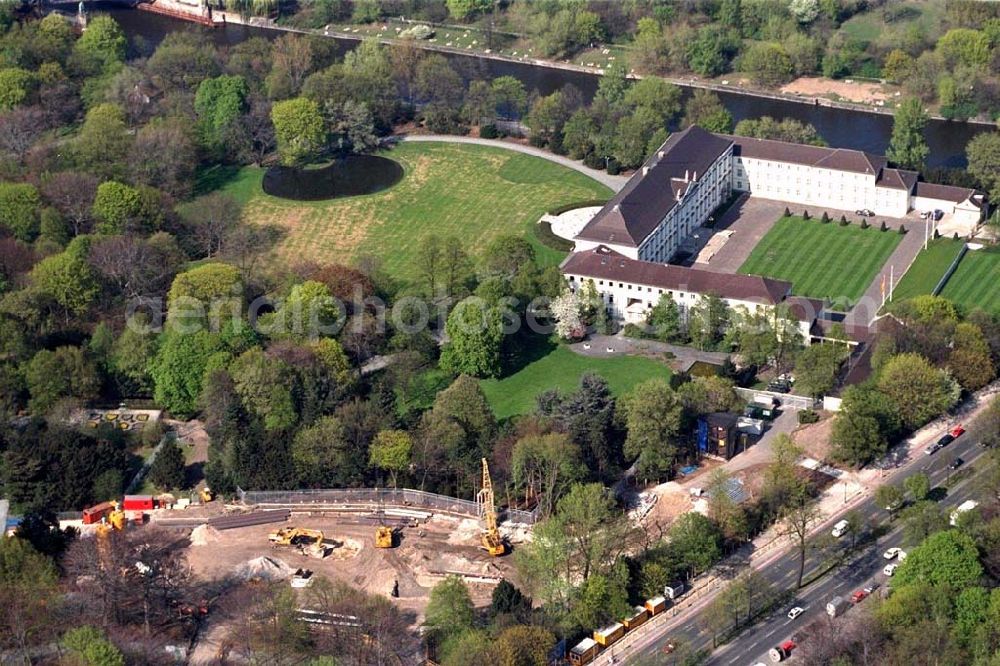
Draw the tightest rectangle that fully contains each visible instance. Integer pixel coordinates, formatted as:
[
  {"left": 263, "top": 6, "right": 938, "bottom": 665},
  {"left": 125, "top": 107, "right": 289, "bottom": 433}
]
[
  {"left": 491, "top": 76, "right": 528, "bottom": 120},
  {"left": 0, "top": 183, "right": 40, "bottom": 242},
  {"left": 60, "top": 626, "right": 125, "bottom": 666},
  {"left": 877, "top": 353, "right": 959, "bottom": 430},
  {"left": 647, "top": 293, "right": 683, "bottom": 342},
  {"left": 415, "top": 55, "right": 465, "bottom": 132},
  {"left": 439, "top": 299, "right": 504, "bottom": 378},
  {"left": 30, "top": 243, "right": 100, "bottom": 322},
  {"left": 686, "top": 26, "right": 732, "bottom": 77},
  {"left": 875, "top": 483, "right": 905, "bottom": 517},
  {"left": 271, "top": 97, "right": 326, "bottom": 167},
  {"left": 425, "top": 575, "right": 474, "bottom": 641},
  {"left": 167, "top": 262, "right": 243, "bottom": 325},
  {"left": 966, "top": 131, "right": 1000, "bottom": 202},
  {"left": 794, "top": 342, "right": 845, "bottom": 398},
  {"left": 0, "top": 106, "right": 45, "bottom": 164},
  {"left": 148, "top": 437, "right": 185, "bottom": 490},
  {"left": 553, "top": 482, "right": 633, "bottom": 582},
  {"left": 613, "top": 106, "right": 661, "bottom": 168},
  {"left": 733, "top": 116, "right": 826, "bottom": 146},
  {"left": 41, "top": 172, "right": 99, "bottom": 237},
  {"left": 900, "top": 500, "right": 947, "bottom": 546},
  {"left": 195, "top": 74, "right": 249, "bottom": 152},
  {"left": 688, "top": 294, "right": 730, "bottom": 350},
  {"left": 91, "top": 181, "right": 143, "bottom": 235},
  {"left": 490, "top": 580, "right": 531, "bottom": 622},
  {"left": 937, "top": 28, "right": 991, "bottom": 68},
  {"left": 290, "top": 415, "right": 362, "bottom": 487},
  {"left": 0, "top": 536, "right": 60, "bottom": 660},
  {"left": 789, "top": 0, "right": 820, "bottom": 24},
  {"left": 903, "top": 471, "right": 931, "bottom": 502},
  {"left": 669, "top": 512, "right": 723, "bottom": 577},
  {"left": 495, "top": 625, "right": 555, "bottom": 666},
  {"left": 551, "top": 288, "right": 584, "bottom": 340},
  {"left": 893, "top": 530, "right": 983, "bottom": 590},
  {"left": 150, "top": 330, "right": 223, "bottom": 418},
  {"left": 573, "top": 567, "right": 631, "bottom": 630},
  {"left": 740, "top": 42, "right": 794, "bottom": 86},
  {"left": 74, "top": 103, "right": 131, "bottom": 180},
  {"left": 72, "top": 15, "right": 126, "bottom": 73},
  {"left": 682, "top": 89, "right": 733, "bottom": 133},
  {"left": 512, "top": 432, "right": 583, "bottom": 518},
  {"left": 886, "top": 98, "right": 929, "bottom": 170},
  {"left": 623, "top": 77, "right": 682, "bottom": 126},
  {"left": 621, "top": 379, "right": 683, "bottom": 479},
  {"left": 369, "top": 429, "right": 411, "bottom": 487},
  {"left": 446, "top": 0, "right": 491, "bottom": 20},
  {"left": 783, "top": 489, "right": 822, "bottom": 588},
  {"left": 526, "top": 91, "right": 570, "bottom": 146},
  {"left": 831, "top": 412, "right": 885, "bottom": 467},
  {"left": 596, "top": 60, "right": 628, "bottom": 106}
]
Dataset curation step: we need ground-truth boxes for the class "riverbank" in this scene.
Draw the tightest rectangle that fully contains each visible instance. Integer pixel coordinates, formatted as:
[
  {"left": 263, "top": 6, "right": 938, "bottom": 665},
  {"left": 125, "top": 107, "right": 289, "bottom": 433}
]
[{"left": 141, "top": 1, "right": 995, "bottom": 126}]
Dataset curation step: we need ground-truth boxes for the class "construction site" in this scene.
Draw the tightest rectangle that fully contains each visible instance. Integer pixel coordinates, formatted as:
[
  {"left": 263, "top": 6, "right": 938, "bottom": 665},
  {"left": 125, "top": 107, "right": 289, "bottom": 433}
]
[{"left": 75, "top": 460, "right": 532, "bottom": 661}]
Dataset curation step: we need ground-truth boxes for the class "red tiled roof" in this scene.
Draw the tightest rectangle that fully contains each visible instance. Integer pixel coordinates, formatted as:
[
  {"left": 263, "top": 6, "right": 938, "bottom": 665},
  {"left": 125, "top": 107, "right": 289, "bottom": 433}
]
[{"left": 562, "top": 245, "right": 792, "bottom": 306}]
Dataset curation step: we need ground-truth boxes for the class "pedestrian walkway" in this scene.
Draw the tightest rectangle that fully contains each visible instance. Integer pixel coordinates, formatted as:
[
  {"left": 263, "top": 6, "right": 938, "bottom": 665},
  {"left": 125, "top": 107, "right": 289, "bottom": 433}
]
[
  {"left": 398, "top": 134, "right": 630, "bottom": 192},
  {"left": 567, "top": 332, "right": 728, "bottom": 372},
  {"left": 847, "top": 214, "right": 926, "bottom": 327}
]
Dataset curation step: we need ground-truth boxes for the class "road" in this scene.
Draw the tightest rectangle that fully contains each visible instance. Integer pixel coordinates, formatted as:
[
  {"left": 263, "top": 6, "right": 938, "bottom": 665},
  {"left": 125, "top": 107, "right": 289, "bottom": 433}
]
[{"left": 625, "top": 414, "right": 994, "bottom": 665}]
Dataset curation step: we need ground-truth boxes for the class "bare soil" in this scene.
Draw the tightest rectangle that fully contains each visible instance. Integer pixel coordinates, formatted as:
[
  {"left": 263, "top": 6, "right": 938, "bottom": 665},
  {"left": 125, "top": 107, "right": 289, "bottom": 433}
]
[
  {"left": 792, "top": 413, "right": 836, "bottom": 463},
  {"left": 780, "top": 77, "right": 894, "bottom": 104}
]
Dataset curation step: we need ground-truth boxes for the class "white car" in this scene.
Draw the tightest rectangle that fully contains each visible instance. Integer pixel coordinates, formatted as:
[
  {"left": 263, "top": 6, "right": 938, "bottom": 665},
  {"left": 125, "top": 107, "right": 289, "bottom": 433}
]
[
  {"left": 787, "top": 607, "right": 804, "bottom": 620},
  {"left": 883, "top": 547, "right": 902, "bottom": 560},
  {"left": 832, "top": 519, "right": 850, "bottom": 538},
  {"left": 883, "top": 563, "right": 898, "bottom": 577}
]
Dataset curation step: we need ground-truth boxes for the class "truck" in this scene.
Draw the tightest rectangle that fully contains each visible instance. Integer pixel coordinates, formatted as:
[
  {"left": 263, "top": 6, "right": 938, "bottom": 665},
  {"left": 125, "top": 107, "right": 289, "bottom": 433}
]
[
  {"left": 664, "top": 581, "right": 686, "bottom": 600},
  {"left": 950, "top": 500, "right": 979, "bottom": 526},
  {"left": 768, "top": 640, "right": 796, "bottom": 662},
  {"left": 826, "top": 596, "right": 848, "bottom": 618}
]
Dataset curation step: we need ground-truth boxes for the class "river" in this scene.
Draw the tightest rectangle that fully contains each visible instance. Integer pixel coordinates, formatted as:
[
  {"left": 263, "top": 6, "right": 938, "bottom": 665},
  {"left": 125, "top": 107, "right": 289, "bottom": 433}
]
[{"left": 101, "top": 5, "right": 989, "bottom": 169}]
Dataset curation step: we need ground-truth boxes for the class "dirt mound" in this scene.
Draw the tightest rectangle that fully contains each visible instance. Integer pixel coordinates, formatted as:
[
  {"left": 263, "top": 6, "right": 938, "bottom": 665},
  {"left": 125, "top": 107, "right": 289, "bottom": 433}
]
[
  {"left": 235, "top": 556, "right": 296, "bottom": 582},
  {"left": 189, "top": 524, "right": 221, "bottom": 546}
]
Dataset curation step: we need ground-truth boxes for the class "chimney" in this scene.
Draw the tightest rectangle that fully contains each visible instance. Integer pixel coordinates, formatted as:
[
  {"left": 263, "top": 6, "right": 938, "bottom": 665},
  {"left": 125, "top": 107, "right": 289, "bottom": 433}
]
[
  {"left": 693, "top": 171, "right": 698, "bottom": 181},
  {"left": 612, "top": 204, "right": 620, "bottom": 213},
  {"left": 642, "top": 166, "right": 650, "bottom": 176},
  {"left": 684, "top": 169, "right": 689, "bottom": 181},
  {"left": 658, "top": 151, "right": 665, "bottom": 158}
]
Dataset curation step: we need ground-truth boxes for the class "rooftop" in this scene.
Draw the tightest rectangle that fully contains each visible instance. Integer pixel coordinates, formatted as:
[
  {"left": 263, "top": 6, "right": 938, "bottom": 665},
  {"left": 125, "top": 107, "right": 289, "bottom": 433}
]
[
  {"left": 575, "top": 126, "right": 734, "bottom": 247},
  {"left": 913, "top": 181, "right": 982, "bottom": 205},
  {"left": 729, "top": 134, "right": 886, "bottom": 175},
  {"left": 563, "top": 245, "right": 792, "bottom": 306}
]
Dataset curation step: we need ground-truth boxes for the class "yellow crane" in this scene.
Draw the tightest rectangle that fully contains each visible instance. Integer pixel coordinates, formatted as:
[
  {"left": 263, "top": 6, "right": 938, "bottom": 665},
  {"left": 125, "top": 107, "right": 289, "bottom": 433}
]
[{"left": 477, "top": 458, "right": 506, "bottom": 556}]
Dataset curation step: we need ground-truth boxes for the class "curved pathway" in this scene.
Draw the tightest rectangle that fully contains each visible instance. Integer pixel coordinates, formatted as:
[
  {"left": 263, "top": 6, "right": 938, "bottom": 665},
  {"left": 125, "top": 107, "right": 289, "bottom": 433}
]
[{"left": 397, "top": 134, "right": 629, "bottom": 192}]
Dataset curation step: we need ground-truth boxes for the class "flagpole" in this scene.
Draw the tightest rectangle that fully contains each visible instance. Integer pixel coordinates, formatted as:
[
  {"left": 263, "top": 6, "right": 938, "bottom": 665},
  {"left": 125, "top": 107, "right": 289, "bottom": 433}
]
[{"left": 889, "top": 265, "right": 894, "bottom": 301}]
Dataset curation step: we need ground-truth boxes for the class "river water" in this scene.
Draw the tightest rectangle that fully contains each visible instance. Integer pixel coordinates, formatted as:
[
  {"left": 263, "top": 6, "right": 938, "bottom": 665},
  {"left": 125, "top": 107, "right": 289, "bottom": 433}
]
[{"left": 103, "top": 5, "right": 989, "bottom": 168}]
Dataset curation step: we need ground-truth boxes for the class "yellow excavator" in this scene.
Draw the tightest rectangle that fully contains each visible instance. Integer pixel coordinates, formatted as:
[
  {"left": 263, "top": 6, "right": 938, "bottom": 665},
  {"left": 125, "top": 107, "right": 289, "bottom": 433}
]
[
  {"left": 268, "top": 527, "right": 329, "bottom": 558},
  {"left": 374, "top": 500, "right": 394, "bottom": 548},
  {"left": 477, "top": 458, "right": 506, "bottom": 557}
]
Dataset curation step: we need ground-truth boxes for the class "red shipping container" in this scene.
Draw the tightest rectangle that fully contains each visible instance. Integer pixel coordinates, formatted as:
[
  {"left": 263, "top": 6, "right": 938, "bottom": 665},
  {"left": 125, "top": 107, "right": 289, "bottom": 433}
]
[
  {"left": 82, "top": 501, "right": 114, "bottom": 525},
  {"left": 122, "top": 495, "right": 154, "bottom": 511}
]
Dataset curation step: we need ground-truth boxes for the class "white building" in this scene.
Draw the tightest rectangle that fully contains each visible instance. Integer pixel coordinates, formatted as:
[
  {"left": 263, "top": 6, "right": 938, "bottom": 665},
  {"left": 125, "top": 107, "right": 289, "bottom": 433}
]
[
  {"left": 573, "top": 126, "right": 986, "bottom": 263},
  {"left": 562, "top": 244, "right": 820, "bottom": 342}
]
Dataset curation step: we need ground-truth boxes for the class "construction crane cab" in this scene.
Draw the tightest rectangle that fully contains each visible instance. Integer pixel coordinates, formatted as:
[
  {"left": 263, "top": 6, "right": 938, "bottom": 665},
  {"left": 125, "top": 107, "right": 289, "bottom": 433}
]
[
  {"left": 268, "top": 527, "right": 329, "bottom": 558},
  {"left": 374, "top": 525, "right": 394, "bottom": 548},
  {"left": 477, "top": 458, "right": 506, "bottom": 557}
]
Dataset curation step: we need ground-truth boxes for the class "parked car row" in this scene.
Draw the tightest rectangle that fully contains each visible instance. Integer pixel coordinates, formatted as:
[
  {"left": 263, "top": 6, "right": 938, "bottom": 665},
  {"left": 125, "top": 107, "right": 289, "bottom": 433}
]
[{"left": 925, "top": 424, "right": 965, "bottom": 455}]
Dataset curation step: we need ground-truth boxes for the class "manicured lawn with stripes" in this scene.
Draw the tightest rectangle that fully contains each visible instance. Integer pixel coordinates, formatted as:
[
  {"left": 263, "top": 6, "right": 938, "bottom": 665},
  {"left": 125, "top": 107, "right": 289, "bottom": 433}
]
[
  {"left": 739, "top": 216, "right": 903, "bottom": 305},
  {"left": 207, "top": 142, "right": 611, "bottom": 285},
  {"left": 939, "top": 246, "right": 1000, "bottom": 314},
  {"left": 890, "top": 238, "right": 965, "bottom": 303}
]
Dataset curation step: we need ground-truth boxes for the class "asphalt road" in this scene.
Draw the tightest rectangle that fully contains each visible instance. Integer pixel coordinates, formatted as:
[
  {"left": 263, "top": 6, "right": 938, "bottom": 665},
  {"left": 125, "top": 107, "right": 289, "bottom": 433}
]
[{"left": 634, "top": 416, "right": 994, "bottom": 666}]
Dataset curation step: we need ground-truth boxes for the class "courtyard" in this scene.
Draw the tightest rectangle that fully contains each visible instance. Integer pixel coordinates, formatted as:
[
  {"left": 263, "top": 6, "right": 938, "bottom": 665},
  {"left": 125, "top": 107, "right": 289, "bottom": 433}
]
[{"left": 738, "top": 214, "right": 904, "bottom": 306}]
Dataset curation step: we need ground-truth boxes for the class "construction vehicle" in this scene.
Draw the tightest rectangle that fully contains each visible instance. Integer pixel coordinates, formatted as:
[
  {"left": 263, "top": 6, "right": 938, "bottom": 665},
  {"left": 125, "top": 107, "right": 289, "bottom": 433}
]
[
  {"left": 268, "top": 527, "right": 329, "bottom": 558},
  {"left": 199, "top": 487, "right": 214, "bottom": 503},
  {"left": 374, "top": 501, "right": 394, "bottom": 548},
  {"left": 476, "top": 458, "right": 506, "bottom": 556}
]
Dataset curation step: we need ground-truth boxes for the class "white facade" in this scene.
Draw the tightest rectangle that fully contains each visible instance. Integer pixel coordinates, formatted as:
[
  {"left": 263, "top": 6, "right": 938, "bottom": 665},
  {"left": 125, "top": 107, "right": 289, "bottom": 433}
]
[{"left": 731, "top": 156, "right": 910, "bottom": 218}]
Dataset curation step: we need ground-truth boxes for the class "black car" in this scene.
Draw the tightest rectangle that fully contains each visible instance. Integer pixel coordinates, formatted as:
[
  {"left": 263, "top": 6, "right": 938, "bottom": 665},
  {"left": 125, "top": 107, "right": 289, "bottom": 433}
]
[
  {"left": 949, "top": 458, "right": 965, "bottom": 470},
  {"left": 768, "top": 380, "right": 792, "bottom": 393},
  {"left": 937, "top": 433, "right": 955, "bottom": 448}
]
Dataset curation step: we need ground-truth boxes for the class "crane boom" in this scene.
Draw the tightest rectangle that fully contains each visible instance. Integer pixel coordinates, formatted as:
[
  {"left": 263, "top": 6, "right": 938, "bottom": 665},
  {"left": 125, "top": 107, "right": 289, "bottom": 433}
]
[{"left": 477, "top": 458, "right": 505, "bottom": 556}]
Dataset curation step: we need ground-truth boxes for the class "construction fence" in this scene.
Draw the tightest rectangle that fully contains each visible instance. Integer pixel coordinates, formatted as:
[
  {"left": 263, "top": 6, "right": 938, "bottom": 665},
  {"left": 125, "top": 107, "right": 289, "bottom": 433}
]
[{"left": 237, "top": 487, "right": 540, "bottom": 525}]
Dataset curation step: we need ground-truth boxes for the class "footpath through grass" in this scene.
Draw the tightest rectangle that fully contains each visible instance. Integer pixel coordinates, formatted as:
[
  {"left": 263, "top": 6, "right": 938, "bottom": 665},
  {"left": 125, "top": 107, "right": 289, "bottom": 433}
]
[
  {"left": 739, "top": 216, "right": 902, "bottom": 305},
  {"left": 202, "top": 142, "right": 611, "bottom": 285},
  {"left": 890, "top": 238, "right": 964, "bottom": 303},
  {"left": 939, "top": 246, "right": 1000, "bottom": 314},
  {"left": 480, "top": 339, "right": 671, "bottom": 419}
]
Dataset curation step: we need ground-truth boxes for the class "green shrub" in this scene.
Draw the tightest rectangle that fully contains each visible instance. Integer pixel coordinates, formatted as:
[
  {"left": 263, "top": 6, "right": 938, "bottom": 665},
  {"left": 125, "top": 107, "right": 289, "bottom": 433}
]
[
  {"left": 479, "top": 123, "right": 499, "bottom": 139},
  {"left": 839, "top": 218, "right": 850, "bottom": 226},
  {"left": 803, "top": 210, "right": 811, "bottom": 220},
  {"left": 821, "top": 212, "right": 830, "bottom": 223},
  {"left": 899, "top": 225, "right": 907, "bottom": 234},
  {"left": 798, "top": 409, "right": 820, "bottom": 424},
  {"left": 880, "top": 221, "right": 888, "bottom": 231},
  {"left": 860, "top": 219, "right": 869, "bottom": 229},
  {"left": 606, "top": 158, "right": 621, "bottom": 175}
]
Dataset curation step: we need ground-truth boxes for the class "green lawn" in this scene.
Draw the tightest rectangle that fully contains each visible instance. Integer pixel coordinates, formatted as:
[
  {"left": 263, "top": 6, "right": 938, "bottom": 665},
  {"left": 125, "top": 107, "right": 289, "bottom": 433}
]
[
  {"left": 739, "top": 216, "right": 903, "bottom": 306},
  {"left": 890, "top": 238, "right": 964, "bottom": 303},
  {"left": 479, "top": 343, "right": 671, "bottom": 419},
  {"left": 203, "top": 142, "right": 611, "bottom": 284},
  {"left": 939, "top": 246, "right": 1000, "bottom": 314}
]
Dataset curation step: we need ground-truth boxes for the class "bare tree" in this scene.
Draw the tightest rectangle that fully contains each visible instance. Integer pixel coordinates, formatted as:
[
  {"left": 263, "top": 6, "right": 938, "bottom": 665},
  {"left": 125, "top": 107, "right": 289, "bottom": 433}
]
[
  {"left": 0, "top": 106, "right": 45, "bottom": 164},
  {"left": 41, "top": 171, "right": 99, "bottom": 236},
  {"left": 228, "top": 94, "right": 275, "bottom": 166},
  {"left": 182, "top": 192, "right": 242, "bottom": 258},
  {"left": 89, "top": 233, "right": 184, "bottom": 301},
  {"left": 782, "top": 489, "right": 822, "bottom": 589}
]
